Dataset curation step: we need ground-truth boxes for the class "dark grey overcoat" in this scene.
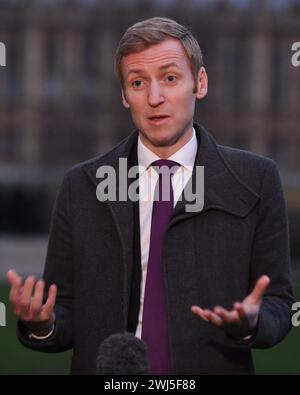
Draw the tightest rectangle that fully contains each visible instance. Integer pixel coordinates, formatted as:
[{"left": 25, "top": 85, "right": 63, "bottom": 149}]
[{"left": 17, "top": 123, "right": 294, "bottom": 374}]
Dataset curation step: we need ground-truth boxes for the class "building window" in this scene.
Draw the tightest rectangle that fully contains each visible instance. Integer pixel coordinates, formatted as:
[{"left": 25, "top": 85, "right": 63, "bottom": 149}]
[
  {"left": 79, "top": 33, "right": 99, "bottom": 99},
  {"left": 270, "top": 42, "right": 282, "bottom": 110},
  {"left": 44, "top": 34, "right": 62, "bottom": 100},
  {"left": 0, "top": 126, "right": 19, "bottom": 162},
  {"left": 6, "top": 33, "right": 23, "bottom": 100},
  {"left": 232, "top": 41, "right": 249, "bottom": 111}
]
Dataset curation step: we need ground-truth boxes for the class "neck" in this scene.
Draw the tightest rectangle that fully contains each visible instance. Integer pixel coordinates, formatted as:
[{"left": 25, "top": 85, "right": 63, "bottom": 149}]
[{"left": 140, "top": 127, "right": 193, "bottom": 159}]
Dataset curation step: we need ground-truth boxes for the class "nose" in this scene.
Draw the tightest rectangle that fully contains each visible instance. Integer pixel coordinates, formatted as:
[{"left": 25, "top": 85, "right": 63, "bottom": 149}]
[{"left": 147, "top": 80, "right": 165, "bottom": 107}]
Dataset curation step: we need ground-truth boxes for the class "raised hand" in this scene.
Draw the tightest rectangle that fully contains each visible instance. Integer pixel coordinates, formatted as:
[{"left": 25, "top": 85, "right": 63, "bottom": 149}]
[
  {"left": 191, "top": 275, "right": 270, "bottom": 339},
  {"left": 7, "top": 269, "right": 57, "bottom": 335}
]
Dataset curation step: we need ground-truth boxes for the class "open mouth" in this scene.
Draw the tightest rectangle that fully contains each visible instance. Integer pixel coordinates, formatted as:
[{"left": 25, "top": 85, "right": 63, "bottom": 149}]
[{"left": 148, "top": 115, "right": 170, "bottom": 123}]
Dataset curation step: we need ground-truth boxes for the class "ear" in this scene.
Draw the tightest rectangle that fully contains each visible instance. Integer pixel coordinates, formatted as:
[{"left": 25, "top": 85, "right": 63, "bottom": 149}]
[
  {"left": 122, "top": 89, "right": 130, "bottom": 109},
  {"left": 195, "top": 67, "right": 208, "bottom": 100}
]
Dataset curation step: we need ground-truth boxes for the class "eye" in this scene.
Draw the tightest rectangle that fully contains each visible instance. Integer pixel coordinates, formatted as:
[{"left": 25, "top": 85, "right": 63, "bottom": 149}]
[
  {"left": 166, "top": 75, "right": 177, "bottom": 83},
  {"left": 132, "top": 80, "right": 143, "bottom": 88}
]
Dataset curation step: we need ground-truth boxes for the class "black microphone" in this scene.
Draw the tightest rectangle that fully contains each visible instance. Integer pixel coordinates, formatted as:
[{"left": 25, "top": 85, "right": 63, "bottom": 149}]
[{"left": 96, "top": 332, "right": 150, "bottom": 375}]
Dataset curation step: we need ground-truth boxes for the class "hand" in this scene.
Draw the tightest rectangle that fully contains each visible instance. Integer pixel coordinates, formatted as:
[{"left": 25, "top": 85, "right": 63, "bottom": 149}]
[
  {"left": 191, "top": 275, "right": 270, "bottom": 339},
  {"left": 7, "top": 269, "right": 57, "bottom": 335}
]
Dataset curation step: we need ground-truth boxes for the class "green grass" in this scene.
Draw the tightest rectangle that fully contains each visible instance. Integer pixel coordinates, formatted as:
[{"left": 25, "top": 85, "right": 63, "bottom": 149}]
[{"left": 1, "top": 283, "right": 300, "bottom": 375}]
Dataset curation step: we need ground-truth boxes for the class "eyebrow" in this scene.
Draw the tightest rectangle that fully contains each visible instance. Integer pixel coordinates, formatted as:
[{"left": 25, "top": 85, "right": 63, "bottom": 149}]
[
  {"left": 126, "top": 62, "right": 181, "bottom": 78},
  {"left": 159, "top": 62, "right": 181, "bottom": 70}
]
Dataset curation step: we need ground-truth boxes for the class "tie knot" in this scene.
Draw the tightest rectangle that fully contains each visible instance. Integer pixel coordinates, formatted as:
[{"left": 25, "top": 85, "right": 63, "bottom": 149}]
[{"left": 151, "top": 159, "right": 179, "bottom": 176}]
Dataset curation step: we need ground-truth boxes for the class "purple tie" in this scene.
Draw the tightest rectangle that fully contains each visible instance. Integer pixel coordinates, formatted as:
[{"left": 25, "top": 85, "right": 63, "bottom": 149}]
[{"left": 141, "top": 159, "right": 179, "bottom": 375}]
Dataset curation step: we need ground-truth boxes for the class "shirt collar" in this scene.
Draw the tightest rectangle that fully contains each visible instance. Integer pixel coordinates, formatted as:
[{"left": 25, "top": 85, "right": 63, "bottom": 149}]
[{"left": 137, "top": 127, "right": 197, "bottom": 175}]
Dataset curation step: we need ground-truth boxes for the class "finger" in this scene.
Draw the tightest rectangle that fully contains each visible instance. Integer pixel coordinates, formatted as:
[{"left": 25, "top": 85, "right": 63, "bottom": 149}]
[
  {"left": 43, "top": 284, "right": 57, "bottom": 318},
  {"left": 8, "top": 273, "right": 23, "bottom": 306},
  {"left": 213, "top": 306, "right": 240, "bottom": 324},
  {"left": 191, "top": 305, "right": 209, "bottom": 322},
  {"left": 31, "top": 280, "right": 45, "bottom": 316},
  {"left": 204, "top": 309, "right": 223, "bottom": 327},
  {"left": 7, "top": 269, "right": 22, "bottom": 287},
  {"left": 19, "top": 276, "right": 36, "bottom": 312},
  {"left": 233, "top": 302, "right": 247, "bottom": 320},
  {"left": 247, "top": 275, "right": 270, "bottom": 304}
]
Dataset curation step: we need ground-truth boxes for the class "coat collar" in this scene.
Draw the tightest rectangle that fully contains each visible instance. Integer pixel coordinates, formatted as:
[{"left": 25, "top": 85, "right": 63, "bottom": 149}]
[
  {"left": 83, "top": 123, "right": 259, "bottom": 223},
  {"left": 171, "top": 123, "right": 260, "bottom": 224}
]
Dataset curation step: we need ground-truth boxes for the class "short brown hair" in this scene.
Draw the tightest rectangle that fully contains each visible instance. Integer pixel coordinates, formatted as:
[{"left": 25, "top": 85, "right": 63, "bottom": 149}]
[{"left": 115, "top": 17, "right": 203, "bottom": 88}]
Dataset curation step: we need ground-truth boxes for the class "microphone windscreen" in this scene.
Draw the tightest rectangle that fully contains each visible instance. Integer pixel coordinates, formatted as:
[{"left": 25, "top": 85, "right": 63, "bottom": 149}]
[{"left": 96, "top": 332, "right": 150, "bottom": 375}]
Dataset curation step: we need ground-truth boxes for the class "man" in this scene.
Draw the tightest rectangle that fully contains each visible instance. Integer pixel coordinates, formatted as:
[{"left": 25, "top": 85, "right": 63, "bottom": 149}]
[{"left": 7, "top": 17, "right": 294, "bottom": 375}]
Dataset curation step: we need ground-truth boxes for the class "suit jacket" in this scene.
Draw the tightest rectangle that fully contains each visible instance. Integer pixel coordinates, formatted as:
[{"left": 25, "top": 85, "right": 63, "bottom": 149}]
[{"left": 17, "top": 123, "right": 294, "bottom": 374}]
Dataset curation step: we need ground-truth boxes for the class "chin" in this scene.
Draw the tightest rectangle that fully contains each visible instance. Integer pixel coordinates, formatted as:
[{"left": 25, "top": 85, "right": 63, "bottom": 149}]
[
  {"left": 150, "top": 135, "right": 175, "bottom": 147},
  {"left": 148, "top": 129, "right": 176, "bottom": 143}
]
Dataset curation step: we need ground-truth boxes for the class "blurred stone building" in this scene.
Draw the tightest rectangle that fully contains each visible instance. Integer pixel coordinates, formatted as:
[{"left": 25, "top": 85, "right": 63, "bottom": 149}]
[{"left": 0, "top": 0, "right": 300, "bottom": 243}]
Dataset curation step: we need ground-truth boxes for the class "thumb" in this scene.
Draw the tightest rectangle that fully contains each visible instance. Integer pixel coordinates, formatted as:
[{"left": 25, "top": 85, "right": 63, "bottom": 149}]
[{"left": 245, "top": 275, "right": 270, "bottom": 304}]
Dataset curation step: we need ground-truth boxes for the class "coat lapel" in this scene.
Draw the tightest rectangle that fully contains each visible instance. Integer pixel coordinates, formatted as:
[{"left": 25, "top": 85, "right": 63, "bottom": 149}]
[
  {"left": 171, "top": 124, "right": 260, "bottom": 225},
  {"left": 82, "top": 130, "right": 139, "bottom": 326}
]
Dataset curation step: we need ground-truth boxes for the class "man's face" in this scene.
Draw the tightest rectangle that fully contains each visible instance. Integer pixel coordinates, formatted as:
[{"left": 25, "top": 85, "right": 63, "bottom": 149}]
[{"left": 121, "top": 38, "right": 208, "bottom": 156}]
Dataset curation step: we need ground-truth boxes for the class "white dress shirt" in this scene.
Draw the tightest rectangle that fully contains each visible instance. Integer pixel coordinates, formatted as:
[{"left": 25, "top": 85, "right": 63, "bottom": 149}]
[{"left": 135, "top": 128, "right": 198, "bottom": 338}]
